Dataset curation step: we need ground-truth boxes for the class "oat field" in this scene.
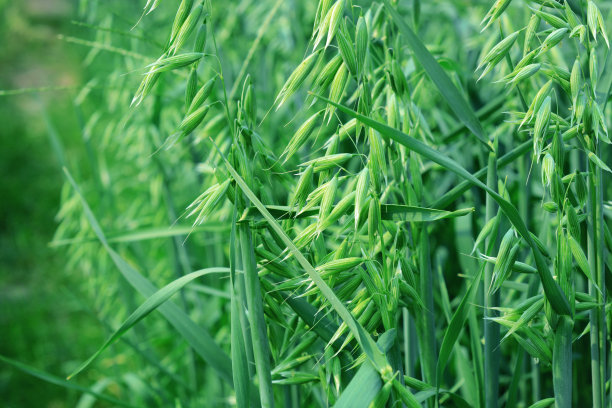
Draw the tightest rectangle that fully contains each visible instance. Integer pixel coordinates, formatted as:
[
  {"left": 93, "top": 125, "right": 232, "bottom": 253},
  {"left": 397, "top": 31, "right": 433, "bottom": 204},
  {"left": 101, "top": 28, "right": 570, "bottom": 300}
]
[{"left": 2, "top": 0, "right": 612, "bottom": 407}]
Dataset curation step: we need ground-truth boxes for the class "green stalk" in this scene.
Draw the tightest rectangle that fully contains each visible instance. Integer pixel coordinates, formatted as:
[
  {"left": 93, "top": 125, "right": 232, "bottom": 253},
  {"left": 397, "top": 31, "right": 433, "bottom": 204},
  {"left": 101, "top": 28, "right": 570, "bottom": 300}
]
[
  {"left": 484, "top": 146, "right": 499, "bottom": 408},
  {"left": 587, "top": 150, "right": 606, "bottom": 408},
  {"left": 553, "top": 210, "right": 573, "bottom": 407},
  {"left": 403, "top": 308, "right": 418, "bottom": 379},
  {"left": 468, "top": 308, "right": 485, "bottom": 408},
  {"left": 418, "top": 225, "right": 436, "bottom": 394},
  {"left": 518, "top": 142, "right": 538, "bottom": 404},
  {"left": 553, "top": 316, "right": 573, "bottom": 408},
  {"left": 239, "top": 222, "right": 275, "bottom": 408},
  {"left": 230, "top": 206, "right": 251, "bottom": 408}
]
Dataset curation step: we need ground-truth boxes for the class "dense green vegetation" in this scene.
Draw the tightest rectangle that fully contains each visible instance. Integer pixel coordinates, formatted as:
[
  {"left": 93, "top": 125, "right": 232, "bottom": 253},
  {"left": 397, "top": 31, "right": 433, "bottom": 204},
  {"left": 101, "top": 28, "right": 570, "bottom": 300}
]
[{"left": 2, "top": 0, "right": 612, "bottom": 407}]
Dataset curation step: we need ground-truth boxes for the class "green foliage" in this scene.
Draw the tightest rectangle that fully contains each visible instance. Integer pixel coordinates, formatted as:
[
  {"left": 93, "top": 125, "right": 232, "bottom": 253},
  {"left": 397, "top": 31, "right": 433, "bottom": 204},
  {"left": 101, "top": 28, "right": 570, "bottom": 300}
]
[{"left": 2, "top": 0, "right": 612, "bottom": 407}]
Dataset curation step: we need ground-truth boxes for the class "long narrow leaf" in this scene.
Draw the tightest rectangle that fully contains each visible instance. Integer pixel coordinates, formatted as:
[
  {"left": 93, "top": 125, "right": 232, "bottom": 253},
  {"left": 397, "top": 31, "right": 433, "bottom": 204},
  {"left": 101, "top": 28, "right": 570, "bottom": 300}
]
[
  {"left": 67, "top": 267, "right": 231, "bottom": 379},
  {"left": 241, "top": 204, "right": 473, "bottom": 222},
  {"left": 50, "top": 224, "right": 229, "bottom": 247},
  {"left": 0, "top": 355, "right": 137, "bottom": 408}
]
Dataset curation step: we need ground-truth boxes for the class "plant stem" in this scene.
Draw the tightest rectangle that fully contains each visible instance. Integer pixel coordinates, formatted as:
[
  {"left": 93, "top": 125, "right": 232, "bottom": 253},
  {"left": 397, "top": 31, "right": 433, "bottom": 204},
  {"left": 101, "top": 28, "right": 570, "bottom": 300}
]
[
  {"left": 484, "top": 147, "right": 499, "bottom": 408},
  {"left": 588, "top": 146, "right": 606, "bottom": 408},
  {"left": 418, "top": 225, "right": 436, "bottom": 399},
  {"left": 553, "top": 315, "right": 573, "bottom": 408},
  {"left": 239, "top": 222, "right": 275, "bottom": 408}
]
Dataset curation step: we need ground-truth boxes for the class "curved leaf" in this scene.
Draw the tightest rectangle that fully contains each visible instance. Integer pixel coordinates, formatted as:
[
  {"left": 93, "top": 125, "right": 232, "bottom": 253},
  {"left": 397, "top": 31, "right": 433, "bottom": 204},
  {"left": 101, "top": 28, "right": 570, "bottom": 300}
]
[{"left": 68, "top": 267, "right": 230, "bottom": 379}]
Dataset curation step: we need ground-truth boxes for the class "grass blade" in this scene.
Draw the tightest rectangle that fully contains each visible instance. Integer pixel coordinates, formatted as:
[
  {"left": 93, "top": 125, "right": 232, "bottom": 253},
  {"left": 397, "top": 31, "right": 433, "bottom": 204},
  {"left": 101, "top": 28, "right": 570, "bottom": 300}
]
[
  {"left": 552, "top": 315, "right": 573, "bottom": 408},
  {"left": 242, "top": 204, "right": 473, "bottom": 222},
  {"left": 0, "top": 355, "right": 138, "bottom": 408},
  {"left": 68, "top": 267, "right": 231, "bottom": 379}
]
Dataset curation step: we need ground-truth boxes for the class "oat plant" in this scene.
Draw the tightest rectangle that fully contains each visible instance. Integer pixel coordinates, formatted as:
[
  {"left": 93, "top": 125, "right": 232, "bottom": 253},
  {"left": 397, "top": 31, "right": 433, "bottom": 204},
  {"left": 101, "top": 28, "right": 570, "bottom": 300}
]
[{"left": 2, "top": 0, "right": 611, "bottom": 407}]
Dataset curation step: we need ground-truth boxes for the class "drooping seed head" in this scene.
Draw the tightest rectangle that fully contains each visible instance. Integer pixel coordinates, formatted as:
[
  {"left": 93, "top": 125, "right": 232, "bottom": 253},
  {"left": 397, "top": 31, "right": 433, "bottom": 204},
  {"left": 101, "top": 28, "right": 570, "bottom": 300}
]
[
  {"left": 170, "top": 3, "right": 203, "bottom": 55},
  {"left": 276, "top": 50, "right": 322, "bottom": 109},
  {"left": 589, "top": 51, "right": 598, "bottom": 91},
  {"left": 325, "top": 62, "right": 349, "bottom": 121},
  {"left": 481, "top": 0, "right": 513, "bottom": 31},
  {"left": 587, "top": 0, "right": 609, "bottom": 48},
  {"left": 337, "top": 118, "right": 357, "bottom": 141},
  {"left": 490, "top": 229, "right": 519, "bottom": 293},
  {"left": 550, "top": 172, "right": 564, "bottom": 205},
  {"left": 533, "top": 96, "right": 551, "bottom": 160},
  {"left": 567, "top": 20, "right": 581, "bottom": 39},
  {"left": 355, "top": 15, "right": 369, "bottom": 77},
  {"left": 541, "top": 152, "right": 555, "bottom": 187},
  {"left": 367, "top": 195, "right": 380, "bottom": 250},
  {"left": 337, "top": 23, "right": 357, "bottom": 76},
  {"left": 146, "top": 52, "right": 204, "bottom": 74},
  {"left": 354, "top": 168, "right": 369, "bottom": 230},
  {"left": 300, "top": 153, "right": 353, "bottom": 172},
  {"left": 524, "top": 13, "right": 540, "bottom": 53},
  {"left": 570, "top": 59, "right": 581, "bottom": 104},
  {"left": 368, "top": 127, "right": 386, "bottom": 193},
  {"left": 478, "top": 30, "right": 520, "bottom": 72},
  {"left": 290, "top": 164, "right": 314, "bottom": 209},
  {"left": 194, "top": 17, "right": 208, "bottom": 53},
  {"left": 505, "top": 63, "right": 541, "bottom": 85},
  {"left": 531, "top": 7, "right": 569, "bottom": 30},
  {"left": 185, "top": 66, "right": 198, "bottom": 109},
  {"left": 588, "top": 151, "right": 612, "bottom": 174},
  {"left": 188, "top": 76, "right": 216, "bottom": 114},
  {"left": 566, "top": 204, "right": 580, "bottom": 240},
  {"left": 316, "top": 257, "right": 364, "bottom": 274},
  {"left": 241, "top": 75, "right": 255, "bottom": 125},
  {"left": 313, "top": 0, "right": 334, "bottom": 30},
  {"left": 326, "top": 0, "right": 345, "bottom": 48},
  {"left": 282, "top": 110, "right": 323, "bottom": 163},
  {"left": 574, "top": 170, "right": 587, "bottom": 207},
  {"left": 564, "top": 1, "right": 579, "bottom": 29},
  {"left": 319, "top": 190, "right": 356, "bottom": 231},
  {"left": 568, "top": 235, "right": 594, "bottom": 283},
  {"left": 551, "top": 129, "right": 564, "bottom": 169},
  {"left": 293, "top": 222, "right": 318, "bottom": 249},
  {"left": 520, "top": 80, "right": 552, "bottom": 128},
  {"left": 318, "top": 174, "right": 338, "bottom": 223},
  {"left": 179, "top": 104, "right": 210, "bottom": 134},
  {"left": 537, "top": 27, "right": 568, "bottom": 56},
  {"left": 170, "top": 0, "right": 195, "bottom": 43},
  {"left": 188, "top": 179, "right": 230, "bottom": 226},
  {"left": 513, "top": 49, "right": 538, "bottom": 74},
  {"left": 314, "top": 54, "right": 344, "bottom": 92}
]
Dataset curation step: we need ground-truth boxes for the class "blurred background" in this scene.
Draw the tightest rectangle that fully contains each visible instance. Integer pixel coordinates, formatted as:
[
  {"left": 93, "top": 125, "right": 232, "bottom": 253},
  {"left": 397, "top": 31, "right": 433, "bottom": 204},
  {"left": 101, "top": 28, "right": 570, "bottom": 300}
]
[
  {"left": 0, "top": 0, "right": 103, "bottom": 406},
  {"left": 0, "top": 0, "right": 314, "bottom": 405}
]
